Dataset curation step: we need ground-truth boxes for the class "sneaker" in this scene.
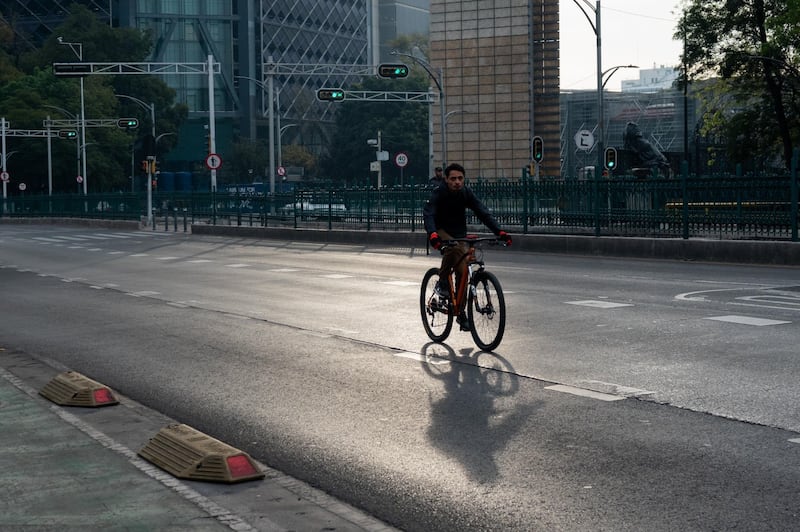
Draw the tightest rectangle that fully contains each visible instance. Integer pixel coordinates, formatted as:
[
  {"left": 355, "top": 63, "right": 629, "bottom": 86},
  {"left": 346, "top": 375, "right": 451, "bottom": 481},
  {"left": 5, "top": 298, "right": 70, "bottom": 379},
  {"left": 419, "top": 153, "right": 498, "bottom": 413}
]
[
  {"left": 457, "top": 312, "right": 470, "bottom": 331},
  {"left": 434, "top": 280, "right": 449, "bottom": 299}
]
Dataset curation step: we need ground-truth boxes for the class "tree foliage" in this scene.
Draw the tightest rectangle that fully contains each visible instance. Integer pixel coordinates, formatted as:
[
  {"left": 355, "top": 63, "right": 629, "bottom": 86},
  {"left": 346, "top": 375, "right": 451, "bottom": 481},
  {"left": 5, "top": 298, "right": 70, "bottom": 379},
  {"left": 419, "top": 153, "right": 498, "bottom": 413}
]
[
  {"left": 319, "top": 68, "right": 430, "bottom": 185},
  {"left": 679, "top": 0, "right": 800, "bottom": 170},
  {"left": 0, "top": 4, "right": 186, "bottom": 193}
]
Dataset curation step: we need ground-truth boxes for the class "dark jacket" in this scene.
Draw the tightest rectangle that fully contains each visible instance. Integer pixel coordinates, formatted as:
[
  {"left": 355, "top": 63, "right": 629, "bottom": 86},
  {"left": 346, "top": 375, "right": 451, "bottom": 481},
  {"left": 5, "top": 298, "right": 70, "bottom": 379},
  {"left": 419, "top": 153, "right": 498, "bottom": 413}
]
[{"left": 423, "top": 182, "right": 501, "bottom": 238}]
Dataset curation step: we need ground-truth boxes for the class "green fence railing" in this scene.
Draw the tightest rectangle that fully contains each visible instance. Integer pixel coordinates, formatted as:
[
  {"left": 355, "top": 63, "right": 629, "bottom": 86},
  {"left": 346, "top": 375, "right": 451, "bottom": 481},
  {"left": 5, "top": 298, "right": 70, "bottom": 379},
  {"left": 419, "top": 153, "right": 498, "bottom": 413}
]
[{"left": 2, "top": 164, "right": 799, "bottom": 242}]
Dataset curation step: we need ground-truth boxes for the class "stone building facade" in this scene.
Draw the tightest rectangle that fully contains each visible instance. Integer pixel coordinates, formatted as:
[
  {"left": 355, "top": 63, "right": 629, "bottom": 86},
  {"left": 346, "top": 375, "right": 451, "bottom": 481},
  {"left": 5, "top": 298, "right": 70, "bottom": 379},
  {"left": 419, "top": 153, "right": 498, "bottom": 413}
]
[{"left": 430, "top": 0, "right": 559, "bottom": 179}]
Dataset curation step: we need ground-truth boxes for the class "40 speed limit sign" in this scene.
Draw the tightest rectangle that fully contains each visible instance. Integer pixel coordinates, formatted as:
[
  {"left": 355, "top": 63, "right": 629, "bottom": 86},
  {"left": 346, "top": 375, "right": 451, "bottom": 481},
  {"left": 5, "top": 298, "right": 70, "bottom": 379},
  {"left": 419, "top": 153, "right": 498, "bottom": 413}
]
[{"left": 394, "top": 152, "right": 409, "bottom": 168}]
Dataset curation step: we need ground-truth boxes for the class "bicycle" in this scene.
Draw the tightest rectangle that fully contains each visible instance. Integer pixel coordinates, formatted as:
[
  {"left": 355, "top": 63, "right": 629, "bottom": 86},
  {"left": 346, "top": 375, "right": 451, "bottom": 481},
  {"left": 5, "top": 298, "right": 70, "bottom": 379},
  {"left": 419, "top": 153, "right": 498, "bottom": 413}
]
[{"left": 420, "top": 236, "right": 507, "bottom": 351}]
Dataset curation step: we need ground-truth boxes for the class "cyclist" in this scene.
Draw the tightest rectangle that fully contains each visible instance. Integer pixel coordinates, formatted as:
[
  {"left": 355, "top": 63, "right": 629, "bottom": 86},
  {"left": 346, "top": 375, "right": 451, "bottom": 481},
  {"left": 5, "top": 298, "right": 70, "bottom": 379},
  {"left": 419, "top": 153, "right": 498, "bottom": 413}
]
[{"left": 423, "top": 162, "right": 512, "bottom": 330}]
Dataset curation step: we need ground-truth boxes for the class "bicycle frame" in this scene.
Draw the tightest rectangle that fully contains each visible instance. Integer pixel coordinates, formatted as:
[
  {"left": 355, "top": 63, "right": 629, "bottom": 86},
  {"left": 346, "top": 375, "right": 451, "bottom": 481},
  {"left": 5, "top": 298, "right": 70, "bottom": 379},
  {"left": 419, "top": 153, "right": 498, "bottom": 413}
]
[{"left": 445, "top": 243, "right": 482, "bottom": 313}]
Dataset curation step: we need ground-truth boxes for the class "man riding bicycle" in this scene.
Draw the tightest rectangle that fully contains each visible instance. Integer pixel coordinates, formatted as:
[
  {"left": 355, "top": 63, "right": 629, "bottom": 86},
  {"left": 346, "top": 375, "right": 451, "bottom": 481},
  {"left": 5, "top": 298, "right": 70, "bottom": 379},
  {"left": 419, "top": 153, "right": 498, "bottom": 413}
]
[{"left": 423, "top": 162, "right": 512, "bottom": 330}]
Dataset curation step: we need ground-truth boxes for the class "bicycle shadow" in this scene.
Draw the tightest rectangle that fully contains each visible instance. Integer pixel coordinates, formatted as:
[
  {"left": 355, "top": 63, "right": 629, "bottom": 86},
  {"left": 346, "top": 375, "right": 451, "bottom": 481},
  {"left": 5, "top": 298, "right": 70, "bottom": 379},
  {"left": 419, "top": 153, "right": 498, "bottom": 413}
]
[{"left": 419, "top": 342, "right": 542, "bottom": 485}]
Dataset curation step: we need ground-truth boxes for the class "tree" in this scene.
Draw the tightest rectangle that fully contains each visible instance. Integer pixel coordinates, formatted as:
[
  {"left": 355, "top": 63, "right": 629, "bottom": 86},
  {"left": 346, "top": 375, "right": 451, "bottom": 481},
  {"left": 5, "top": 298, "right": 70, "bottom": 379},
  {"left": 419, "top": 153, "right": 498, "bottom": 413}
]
[
  {"left": 679, "top": 0, "right": 799, "bottom": 170},
  {"left": 319, "top": 74, "right": 430, "bottom": 185},
  {"left": 0, "top": 4, "right": 186, "bottom": 192}
]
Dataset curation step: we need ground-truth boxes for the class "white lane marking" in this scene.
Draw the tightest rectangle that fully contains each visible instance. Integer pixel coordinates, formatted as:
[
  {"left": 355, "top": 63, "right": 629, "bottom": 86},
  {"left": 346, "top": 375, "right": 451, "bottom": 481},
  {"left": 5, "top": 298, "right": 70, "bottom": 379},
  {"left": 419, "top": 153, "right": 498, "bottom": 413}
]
[
  {"left": 186, "top": 259, "right": 213, "bottom": 263},
  {"left": 32, "top": 237, "right": 62, "bottom": 242},
  {"left": 705, "top": 315, "right": 790, "bottom": 326},
  {"left": 323, "top": 326, "right": 359, "bottom": 335},
  {"left": 53, "top": 235, "right": 90, "bottom": 241},
  {"left": 90, "top": 286, "right": 104, "bottom": 290},
  {"left": 789, "top": 438, "right": 800, "bottom": 444},
  {"left": 322, "top": 274, "right": 352, "bottom": 279},
  {"left": 578, "top": 380, "right": 656, "bottom": 398},
  {"left": 156, "top": 256, "right": 179, "bottom": 261},
  {"left": 394, "top": 351, "right": 450, "bottom": 365},
  {"left": 129, "top": 291, "right": 160, "bottom": 297},
  {"left": 565, "top": 300, "right": 633, "bottom": 309},
  {"left": 382, "top": 280, "right": 417, "bottom": 287},
  {"left": 79, "top": 235, "right": 111, "bottom": 240},
  {"left": 270, "top": 268, "right": 299, "bottom": 272},
  {"left": 545, "top": 384, "right": 625, "bottom": 402},
  {"left": 87, "top": 248, "right": 103, "bottom": 252},
  {"left": 129, "top": 253, "right": 149, "bottom": 257},
  {"left": 107, "top": 251, "right": 125, "bottom": 255},
  {"left": 226, "top": 263, "right": 251, "bottom": 268},
  {"left": 94, "top": 233, "right": 130, "bottom": 239}
]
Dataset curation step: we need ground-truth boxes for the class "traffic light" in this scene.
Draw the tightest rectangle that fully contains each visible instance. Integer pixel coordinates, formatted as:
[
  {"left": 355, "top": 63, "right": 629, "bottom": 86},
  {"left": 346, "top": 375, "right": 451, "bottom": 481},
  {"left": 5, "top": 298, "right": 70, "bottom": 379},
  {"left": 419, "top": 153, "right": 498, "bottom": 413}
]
[
  {"left": 57, "top": 130, "right": 77, "bottom": 139},
  {"left": 141, "top": 160, "right": 149, "bottom": 173},
  {"left": 317, "top": 88, "right": 345, "bottom": 101},
  {"left": 52, "top": 63, "right": 91, "bottom": 77},
  {"left": 532, "top": 136, "right": 544, "bottom": 163},
  {"left": 117, "top": 118, "right": 139, "bottom": 129},
  {"left": 604, "top": 147, "right": 618, "bottom": 170},
  {"left": 377, "top": 63, "right": 409, "bottom": 78}
]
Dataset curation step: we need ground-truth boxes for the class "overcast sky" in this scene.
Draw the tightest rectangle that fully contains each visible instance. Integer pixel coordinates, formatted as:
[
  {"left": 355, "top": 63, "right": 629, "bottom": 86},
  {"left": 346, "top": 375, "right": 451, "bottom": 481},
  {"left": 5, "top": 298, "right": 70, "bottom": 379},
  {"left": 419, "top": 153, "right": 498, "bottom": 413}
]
[{"left": 559, "top": 0, "right": 683, "bottom": 90}]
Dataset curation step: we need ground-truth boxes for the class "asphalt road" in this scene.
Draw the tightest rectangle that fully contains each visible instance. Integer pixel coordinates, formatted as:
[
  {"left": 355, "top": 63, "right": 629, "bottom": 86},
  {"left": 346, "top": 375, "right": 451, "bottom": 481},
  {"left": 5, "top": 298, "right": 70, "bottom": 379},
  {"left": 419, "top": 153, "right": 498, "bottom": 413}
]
[{"left": 2, "top": 224, "right": 799, "bottom": 531}]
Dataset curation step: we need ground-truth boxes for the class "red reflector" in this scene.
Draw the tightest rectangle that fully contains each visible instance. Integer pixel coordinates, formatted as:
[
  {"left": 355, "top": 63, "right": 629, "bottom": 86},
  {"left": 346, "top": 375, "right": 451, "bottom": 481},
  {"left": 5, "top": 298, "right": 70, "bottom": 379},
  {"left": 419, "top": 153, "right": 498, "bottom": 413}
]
[
  {"left": 226, "top": 455, "right": 257, "bottom": 478},
  {"left": 93, "top": 388, "right": 114, "bottom": 404}
]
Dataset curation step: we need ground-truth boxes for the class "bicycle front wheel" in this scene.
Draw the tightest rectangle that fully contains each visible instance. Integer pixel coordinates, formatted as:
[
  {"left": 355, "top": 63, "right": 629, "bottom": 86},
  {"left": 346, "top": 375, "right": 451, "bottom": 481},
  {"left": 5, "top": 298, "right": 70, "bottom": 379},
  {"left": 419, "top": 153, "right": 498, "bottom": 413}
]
[
  {"left": 420, "top": 267, "right": 453, "bottom": 342},
  {"left": 468, "top": 270, "right": 505, "bottom": 351}
]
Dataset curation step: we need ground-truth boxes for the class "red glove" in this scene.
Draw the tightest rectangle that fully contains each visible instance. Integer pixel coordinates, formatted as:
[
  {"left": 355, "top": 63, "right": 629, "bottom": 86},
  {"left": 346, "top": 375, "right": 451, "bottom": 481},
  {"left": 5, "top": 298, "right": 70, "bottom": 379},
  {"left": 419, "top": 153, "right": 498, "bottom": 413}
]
[
  {"left": 498, "top": 231, "right": 512, "bottom": 246},
  {"left": 429, "top": 232, "right": 443, "bottom": 250}
]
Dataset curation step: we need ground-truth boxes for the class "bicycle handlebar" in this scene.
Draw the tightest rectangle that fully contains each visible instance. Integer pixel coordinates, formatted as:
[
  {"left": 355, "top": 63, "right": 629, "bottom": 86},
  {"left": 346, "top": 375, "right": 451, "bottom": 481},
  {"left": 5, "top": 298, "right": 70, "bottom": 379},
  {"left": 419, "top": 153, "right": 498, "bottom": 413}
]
[{"left": 440, "top": 236, "right": 508, "bottom": 248}]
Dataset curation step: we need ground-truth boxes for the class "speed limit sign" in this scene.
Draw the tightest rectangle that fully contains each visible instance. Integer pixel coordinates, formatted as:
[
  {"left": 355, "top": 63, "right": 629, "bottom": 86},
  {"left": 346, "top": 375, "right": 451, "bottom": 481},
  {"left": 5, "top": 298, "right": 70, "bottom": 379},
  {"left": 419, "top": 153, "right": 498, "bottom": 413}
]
[{"left": 394, "top": 152, "right": 409, "bottom": 168}]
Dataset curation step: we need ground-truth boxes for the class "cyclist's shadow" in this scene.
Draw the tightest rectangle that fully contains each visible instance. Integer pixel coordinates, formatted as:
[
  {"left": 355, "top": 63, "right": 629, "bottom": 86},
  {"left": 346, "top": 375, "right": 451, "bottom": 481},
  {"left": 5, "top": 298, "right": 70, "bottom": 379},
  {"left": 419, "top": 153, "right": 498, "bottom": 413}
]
[{"left": 420, "top": 342, "right": 541, "bottom": 485}]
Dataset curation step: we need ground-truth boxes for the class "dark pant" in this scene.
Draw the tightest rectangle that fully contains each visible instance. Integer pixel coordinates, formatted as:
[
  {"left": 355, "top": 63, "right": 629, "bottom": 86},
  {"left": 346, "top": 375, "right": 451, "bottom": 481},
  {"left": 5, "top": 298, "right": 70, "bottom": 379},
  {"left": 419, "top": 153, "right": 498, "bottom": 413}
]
[{"left": 437, "top": 230, "right": 469, "bottom": 314}]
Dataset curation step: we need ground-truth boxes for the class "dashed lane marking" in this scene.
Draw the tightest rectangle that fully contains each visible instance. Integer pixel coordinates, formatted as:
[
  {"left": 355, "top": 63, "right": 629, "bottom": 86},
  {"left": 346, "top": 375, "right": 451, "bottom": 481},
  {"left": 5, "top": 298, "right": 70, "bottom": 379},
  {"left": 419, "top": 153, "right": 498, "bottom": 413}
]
[
  {"left": 382, "top": 280, "right": 417, "bottom": 287},
  {"left": 565, "top": 300, "right": 634, "bottom": 309},
  {"left": 705, "top": 315, "right": 791, "bottom": 326},
  {"left": 186, "top": 259, "right": 213, "bottom": 263},
  {"left": 545, "top": 384, "right": 625, "bottom": 402},
  {"left": 226, "top": 263, "right": 251, "bottom": 268},
  {"left": 270, "top": 268, "right": 300, "bottom": 272},
  {"left": 322, "top": 274, "right": 352, "bottom": 279}
]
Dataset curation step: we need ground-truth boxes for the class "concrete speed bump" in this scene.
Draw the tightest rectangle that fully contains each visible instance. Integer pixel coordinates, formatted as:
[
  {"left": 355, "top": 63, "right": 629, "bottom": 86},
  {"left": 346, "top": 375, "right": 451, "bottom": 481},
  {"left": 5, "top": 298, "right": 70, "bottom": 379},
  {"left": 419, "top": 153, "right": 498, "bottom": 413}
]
[
  {"left": 138, "top": 423, "right": 264, "bottom": 483},
  {"left": 39, "top": 371, "right": 119, "bottom": 407}
]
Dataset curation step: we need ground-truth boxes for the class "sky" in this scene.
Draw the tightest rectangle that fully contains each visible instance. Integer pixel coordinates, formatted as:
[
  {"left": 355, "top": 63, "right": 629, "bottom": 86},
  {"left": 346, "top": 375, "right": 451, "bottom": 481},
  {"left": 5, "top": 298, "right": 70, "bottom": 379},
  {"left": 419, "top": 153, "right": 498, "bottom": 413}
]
[{"left": 559, "top": 0, "right": 684, "bottom": 91}]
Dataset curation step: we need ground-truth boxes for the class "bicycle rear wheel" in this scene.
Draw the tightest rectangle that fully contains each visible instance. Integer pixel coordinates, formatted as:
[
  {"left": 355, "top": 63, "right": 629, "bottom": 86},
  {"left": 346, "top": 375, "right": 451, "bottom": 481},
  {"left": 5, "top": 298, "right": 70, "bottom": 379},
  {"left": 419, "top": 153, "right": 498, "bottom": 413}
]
[
  {"left": 468, "top": 270, "right": 505, "bottom": 351},
  {"left": 420, "top": 267, "right": 453, "bottom": 342}
]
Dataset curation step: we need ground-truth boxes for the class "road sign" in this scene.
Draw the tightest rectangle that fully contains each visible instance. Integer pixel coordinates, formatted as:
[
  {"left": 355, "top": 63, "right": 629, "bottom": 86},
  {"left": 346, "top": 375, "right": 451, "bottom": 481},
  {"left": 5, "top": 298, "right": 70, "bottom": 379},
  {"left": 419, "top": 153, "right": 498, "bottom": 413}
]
[
  {"left": 394, "top": 152, "right": 409, "bottom": 168},
  {"left": 277, "top": 166, "right": 286, "bottom": 177},
  {"left": 18, "top": 183, "right": 26, "bottom": 191},
  {"left": 0, "top": 171, "right": 9, "bottom": 182},
  {"left": 370, "top": 161, "right": 381, "bottom": 172},
  {"left": 205, "top": 153, "right": 223, "bottom": 170},
  {"left": 76, "top": 175, "right": 83, "bottom": 183},
  {"left": 574, "top": 130, "right": 595, "bottom": 152}
]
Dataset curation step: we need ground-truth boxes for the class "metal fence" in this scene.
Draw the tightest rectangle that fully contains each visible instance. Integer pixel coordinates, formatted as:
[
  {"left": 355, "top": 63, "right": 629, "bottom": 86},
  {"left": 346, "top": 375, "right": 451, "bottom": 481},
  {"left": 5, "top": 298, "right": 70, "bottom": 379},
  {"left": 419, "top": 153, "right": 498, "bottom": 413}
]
[{"left": 2, "top": 165, "right": 798, "bottom": 241}]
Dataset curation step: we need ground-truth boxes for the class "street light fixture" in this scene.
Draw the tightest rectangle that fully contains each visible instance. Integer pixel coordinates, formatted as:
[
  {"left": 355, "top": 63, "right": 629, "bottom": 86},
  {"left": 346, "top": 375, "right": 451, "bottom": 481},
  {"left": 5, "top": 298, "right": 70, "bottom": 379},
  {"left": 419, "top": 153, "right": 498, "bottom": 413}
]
[{"left": 57, "top": 37, "right": 88, "bottom": 195}]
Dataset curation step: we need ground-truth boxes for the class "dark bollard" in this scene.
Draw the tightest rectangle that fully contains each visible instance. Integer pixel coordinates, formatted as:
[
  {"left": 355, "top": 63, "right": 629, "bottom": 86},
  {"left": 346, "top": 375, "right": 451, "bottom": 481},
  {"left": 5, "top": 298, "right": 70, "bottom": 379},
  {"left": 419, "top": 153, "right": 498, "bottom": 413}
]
[
  {"left": 173, "top": 208, "right": 178, "bottom": 231},
  {"left": 183, "top": 208, "right": 188, "bottom": 232}
]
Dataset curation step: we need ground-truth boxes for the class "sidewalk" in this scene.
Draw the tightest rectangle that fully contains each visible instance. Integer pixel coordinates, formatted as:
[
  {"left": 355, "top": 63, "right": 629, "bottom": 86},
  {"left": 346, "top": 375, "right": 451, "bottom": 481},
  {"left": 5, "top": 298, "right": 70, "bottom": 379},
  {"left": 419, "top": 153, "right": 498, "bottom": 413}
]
[{"left": 0, "top": 348, "right": 395, "bottom": 532}]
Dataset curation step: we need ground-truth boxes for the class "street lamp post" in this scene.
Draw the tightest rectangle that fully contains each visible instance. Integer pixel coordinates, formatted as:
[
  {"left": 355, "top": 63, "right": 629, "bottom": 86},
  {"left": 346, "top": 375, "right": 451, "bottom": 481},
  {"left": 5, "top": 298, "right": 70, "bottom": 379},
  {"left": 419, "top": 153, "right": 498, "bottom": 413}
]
[
  {"left": 44, "top": 105, "right": 80, "bottom": 195},
  {"left": 236, "top": 74, "right": 279, "bottom": 195},
  {"left": 57, "top": 38, "right": 87, "bottom": 195},
  {"left": 115, "top": 93, "right": 157, "bottom": 227},
  {"left": 278, "top": 123, "right": 298, "bottom": 168},
  {"left": 391, "top": 49, "right": 446, "bottom": 173}
]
